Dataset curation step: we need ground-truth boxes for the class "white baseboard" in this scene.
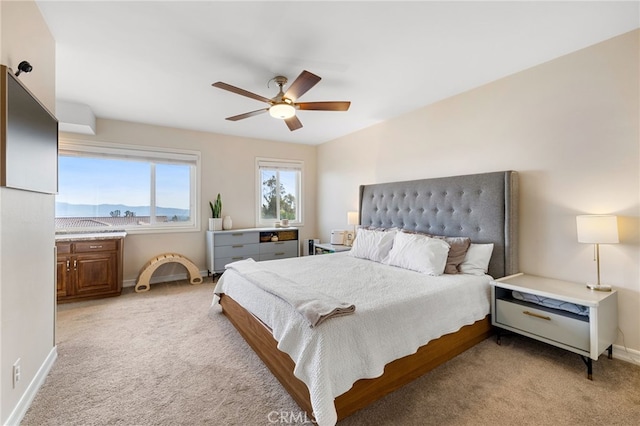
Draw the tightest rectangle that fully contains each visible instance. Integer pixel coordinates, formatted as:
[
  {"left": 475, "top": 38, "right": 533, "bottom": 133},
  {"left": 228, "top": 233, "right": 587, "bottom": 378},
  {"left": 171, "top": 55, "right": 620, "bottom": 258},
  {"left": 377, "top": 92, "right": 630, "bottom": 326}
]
[
  {"left": 613, "top": 344, "right": 640, "bottom": 365},
  {"left": 4, "top": 346, "right": 58, "bottom": 426},
  {"left": 123, "top": 269, "right": 208, "bottom": 288}
]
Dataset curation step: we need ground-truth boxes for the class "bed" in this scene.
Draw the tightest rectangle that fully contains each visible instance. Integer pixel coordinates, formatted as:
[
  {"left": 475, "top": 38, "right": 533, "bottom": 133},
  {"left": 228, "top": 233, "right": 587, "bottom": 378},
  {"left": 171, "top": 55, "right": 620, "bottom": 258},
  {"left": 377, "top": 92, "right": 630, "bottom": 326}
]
[{"left": 210, "top": 170, "right": 519, "bottom": 425}]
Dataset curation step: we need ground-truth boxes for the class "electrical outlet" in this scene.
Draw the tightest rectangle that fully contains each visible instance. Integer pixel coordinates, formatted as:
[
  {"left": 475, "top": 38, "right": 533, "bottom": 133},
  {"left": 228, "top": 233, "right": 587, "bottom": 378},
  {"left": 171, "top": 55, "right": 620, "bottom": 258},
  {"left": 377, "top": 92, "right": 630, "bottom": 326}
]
[{"left": 13, "top": 359, "right": 21, "bottom": 388}]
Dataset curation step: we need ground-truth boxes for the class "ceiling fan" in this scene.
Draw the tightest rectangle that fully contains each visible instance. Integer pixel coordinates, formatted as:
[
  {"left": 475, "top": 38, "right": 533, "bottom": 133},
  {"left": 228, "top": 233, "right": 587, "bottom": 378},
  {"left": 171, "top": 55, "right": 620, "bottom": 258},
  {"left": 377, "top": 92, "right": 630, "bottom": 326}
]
[{"left": 212, "top": 70, "right": 351, "bottom": 131}]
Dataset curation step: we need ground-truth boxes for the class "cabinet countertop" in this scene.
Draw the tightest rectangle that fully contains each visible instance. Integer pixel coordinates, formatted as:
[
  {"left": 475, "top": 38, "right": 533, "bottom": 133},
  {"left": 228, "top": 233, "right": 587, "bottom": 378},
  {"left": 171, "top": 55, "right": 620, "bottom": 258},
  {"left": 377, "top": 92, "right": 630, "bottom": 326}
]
[{"left": 55, "top": 231, "right": 127, "bottom": 242}]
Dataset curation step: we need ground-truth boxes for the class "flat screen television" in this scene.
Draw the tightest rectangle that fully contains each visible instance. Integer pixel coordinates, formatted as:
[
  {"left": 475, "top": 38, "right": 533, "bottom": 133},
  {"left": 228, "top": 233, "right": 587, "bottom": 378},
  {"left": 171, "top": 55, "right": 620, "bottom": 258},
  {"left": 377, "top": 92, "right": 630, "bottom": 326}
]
[{"left": 0, "top": 64, "right": 58, "bottom": 194}]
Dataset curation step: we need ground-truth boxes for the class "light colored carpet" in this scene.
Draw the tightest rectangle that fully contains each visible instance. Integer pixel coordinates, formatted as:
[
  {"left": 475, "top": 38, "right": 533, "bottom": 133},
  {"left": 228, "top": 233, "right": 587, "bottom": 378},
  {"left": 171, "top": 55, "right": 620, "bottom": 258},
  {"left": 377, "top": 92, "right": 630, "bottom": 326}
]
[{"left": 22, "top": 278, "right": 640, "bottom": 426}]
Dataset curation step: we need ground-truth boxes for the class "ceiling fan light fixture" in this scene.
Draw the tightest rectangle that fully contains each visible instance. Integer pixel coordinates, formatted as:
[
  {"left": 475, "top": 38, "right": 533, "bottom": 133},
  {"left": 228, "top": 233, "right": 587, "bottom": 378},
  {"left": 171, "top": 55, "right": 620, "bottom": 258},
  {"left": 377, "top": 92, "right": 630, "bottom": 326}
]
[{"left": 269, "top": 102, "right": 296, "bottom": 119}]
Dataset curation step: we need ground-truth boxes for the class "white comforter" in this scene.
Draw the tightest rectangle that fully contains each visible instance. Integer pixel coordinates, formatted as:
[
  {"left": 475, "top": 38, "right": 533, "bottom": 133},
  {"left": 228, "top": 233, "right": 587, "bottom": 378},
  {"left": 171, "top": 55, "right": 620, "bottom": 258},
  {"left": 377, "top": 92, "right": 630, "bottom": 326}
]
[{"left": 210, "top": 253, "right": 491, "bottom": 426}]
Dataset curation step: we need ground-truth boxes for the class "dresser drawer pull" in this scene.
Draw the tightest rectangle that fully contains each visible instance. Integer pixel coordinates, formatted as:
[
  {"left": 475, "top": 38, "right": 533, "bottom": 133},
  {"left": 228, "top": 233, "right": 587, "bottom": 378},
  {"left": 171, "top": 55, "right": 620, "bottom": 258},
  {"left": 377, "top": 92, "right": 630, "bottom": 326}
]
[
  {"left": 231, "top": 233, "right": 244, "bottom": 236},
  {"left": 232, "top": 245, "right": 244, "bottom": 248},
  {"left": 274, "top": 241, "right": 285, "bottom": 245},
  {"left": 89, "top": 245, "right": 103, "bottom": 249},
  {"left": 275, "top": 252, "right": 285, "bottom": 256},
  {"left": 523, "top": 311, "right": 551, "bottom": 321},
  {"left": 66, "top": 260, "right": 70, "bottom": 272},
  {"left": 231, "top": 257, "right": 243, "bottom": 260}
]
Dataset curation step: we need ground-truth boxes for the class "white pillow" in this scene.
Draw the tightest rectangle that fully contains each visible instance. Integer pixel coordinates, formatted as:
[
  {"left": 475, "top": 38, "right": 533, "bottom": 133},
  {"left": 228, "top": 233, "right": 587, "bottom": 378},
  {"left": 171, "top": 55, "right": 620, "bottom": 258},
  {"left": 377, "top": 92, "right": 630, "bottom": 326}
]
[
  {"left": 385, "top": 232, "right": 450, "bottom": 275},
  {"left": 349, "top": 228, "right": 397, "bottom": 263},
  {"left": 459, "top": 243, "right": 494, "bottom": 276}
]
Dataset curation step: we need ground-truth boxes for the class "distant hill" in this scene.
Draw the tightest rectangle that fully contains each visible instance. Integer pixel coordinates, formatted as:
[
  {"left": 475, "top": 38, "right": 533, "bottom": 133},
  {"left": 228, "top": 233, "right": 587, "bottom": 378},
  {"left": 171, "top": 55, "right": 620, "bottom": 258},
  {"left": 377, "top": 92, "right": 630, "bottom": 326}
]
[{"left": 55, "top": 202, "right": 190, "bottom": 219}]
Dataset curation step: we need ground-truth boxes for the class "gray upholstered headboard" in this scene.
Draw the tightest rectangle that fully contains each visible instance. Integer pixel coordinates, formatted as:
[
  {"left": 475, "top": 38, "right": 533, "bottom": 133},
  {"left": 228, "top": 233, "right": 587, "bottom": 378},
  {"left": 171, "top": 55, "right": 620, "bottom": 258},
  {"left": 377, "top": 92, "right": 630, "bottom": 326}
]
[{"left": 358, "top": 171, "right": 518, "bottom": 278}]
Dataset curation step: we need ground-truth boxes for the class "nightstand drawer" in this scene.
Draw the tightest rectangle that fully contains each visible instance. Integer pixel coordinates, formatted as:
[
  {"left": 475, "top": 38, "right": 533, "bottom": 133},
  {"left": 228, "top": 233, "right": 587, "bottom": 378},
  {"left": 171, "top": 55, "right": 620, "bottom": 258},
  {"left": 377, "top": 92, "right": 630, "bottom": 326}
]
[{"left": 495, "top": 299, "right": 590, "bottom": 352}]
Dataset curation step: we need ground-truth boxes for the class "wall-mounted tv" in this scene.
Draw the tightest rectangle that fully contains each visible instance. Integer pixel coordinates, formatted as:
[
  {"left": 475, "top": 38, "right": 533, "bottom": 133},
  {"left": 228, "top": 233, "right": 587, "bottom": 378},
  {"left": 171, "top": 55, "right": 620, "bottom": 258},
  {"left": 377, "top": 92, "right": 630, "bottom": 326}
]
[{"left": 1, "top": 64, "right": 58, "bottom": 194}]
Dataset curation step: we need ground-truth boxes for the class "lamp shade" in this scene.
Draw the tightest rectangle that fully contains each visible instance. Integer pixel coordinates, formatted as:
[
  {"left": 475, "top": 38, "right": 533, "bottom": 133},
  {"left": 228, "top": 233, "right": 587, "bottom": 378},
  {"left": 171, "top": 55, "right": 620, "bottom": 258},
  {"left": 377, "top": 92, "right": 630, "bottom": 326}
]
[
  {"left": 269, "top": 103, "right": 296, "bottom": 119},
  {"left": 576, "top": 215, "right": 619, "bottom": 244},
  {"left": 347, "top": 211, "right": 359, "bottom": 226}
]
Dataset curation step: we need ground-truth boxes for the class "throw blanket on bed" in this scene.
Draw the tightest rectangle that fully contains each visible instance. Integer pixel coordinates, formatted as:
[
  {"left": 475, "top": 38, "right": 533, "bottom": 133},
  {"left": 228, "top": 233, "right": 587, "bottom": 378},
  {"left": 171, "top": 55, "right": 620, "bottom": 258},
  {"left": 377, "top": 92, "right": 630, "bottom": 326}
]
[{"left": 224, "top": 258, "right": 356, "bottom": 327}]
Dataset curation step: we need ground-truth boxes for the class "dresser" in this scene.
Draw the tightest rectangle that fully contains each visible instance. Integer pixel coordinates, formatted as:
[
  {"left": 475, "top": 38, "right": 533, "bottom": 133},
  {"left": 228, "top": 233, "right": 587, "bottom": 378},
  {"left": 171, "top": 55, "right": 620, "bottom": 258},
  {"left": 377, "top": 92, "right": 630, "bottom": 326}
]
[
  {"left": 55, "top": 231, "right": 126, "bottom": 303},
  {"left": 206, "top": 227, "right": 299, "bottom": 274},
  {"left": 490, "top": 273, "right": 618, "bottom": 379}
]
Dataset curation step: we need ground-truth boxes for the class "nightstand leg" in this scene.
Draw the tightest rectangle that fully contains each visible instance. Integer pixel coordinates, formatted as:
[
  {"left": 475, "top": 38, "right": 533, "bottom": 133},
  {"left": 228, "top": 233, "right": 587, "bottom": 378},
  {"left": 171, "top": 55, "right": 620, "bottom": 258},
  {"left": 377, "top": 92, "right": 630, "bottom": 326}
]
[
  {"left": 580, "top": 356, "right": 593, "bottom": 380},
  {"left": 607, "top": 344, "right": 613, "bottom": 359},
  {"left": 496, "top": 330, "right": 501, "bottom": 345}
]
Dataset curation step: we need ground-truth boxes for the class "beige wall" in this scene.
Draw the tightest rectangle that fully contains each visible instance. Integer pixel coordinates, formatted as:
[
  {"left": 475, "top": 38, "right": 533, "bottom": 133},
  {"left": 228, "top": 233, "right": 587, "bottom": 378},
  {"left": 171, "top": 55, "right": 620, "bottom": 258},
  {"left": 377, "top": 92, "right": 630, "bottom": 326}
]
[
  {"left": 0, "top": 0, "right": 56, "bottom": 423},
  {"left": 317, "top": 30, "right": 640, "bottom": 352},
  {"left": 60, "top": 119, "right": 318, "bottom": 283}
]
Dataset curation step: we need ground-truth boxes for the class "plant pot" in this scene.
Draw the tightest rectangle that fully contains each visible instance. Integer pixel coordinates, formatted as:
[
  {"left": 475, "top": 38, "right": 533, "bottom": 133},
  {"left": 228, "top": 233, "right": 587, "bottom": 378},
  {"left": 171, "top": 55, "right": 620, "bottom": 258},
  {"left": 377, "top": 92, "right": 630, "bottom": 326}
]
[
  {"left": 209, "top": 218, "right": 223, "bottom": 231},
  {"left": 222, "top": 216, "right": 232, "bottom": 230}
]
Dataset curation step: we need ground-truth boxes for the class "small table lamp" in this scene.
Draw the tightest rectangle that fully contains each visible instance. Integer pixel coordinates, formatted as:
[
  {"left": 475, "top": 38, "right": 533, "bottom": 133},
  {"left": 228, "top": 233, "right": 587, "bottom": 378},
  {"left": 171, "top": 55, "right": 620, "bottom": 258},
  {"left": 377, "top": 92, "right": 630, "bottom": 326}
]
[
  {"left": 576, "top": 215, "right": 619, "bottom": 291},
  {"left": 347, "top": 211, "right": 359, "bottom": 233}
]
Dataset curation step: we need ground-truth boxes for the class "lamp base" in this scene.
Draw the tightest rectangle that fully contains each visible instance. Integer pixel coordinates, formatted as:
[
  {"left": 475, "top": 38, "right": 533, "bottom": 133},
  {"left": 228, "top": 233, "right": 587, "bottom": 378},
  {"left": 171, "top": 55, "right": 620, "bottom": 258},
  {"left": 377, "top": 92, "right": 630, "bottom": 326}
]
[{"left": 586, "top": 283, "right": 612, "bottom": 292}]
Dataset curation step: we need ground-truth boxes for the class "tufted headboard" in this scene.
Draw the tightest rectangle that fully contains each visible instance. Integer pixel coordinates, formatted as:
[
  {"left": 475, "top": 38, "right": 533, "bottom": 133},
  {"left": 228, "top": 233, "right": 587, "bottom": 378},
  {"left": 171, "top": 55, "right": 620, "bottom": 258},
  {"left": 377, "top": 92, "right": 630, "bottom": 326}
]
[{"left": 358, "top": 171, "right": 518, "bottom": 278}]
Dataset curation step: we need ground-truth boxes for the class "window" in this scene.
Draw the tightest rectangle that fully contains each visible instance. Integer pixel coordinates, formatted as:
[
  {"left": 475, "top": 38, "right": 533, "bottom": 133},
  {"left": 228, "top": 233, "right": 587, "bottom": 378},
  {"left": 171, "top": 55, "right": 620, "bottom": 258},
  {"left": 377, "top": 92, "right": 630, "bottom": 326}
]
[
  {"left": 56, "top": 140, "right": 200, "bottom": 233},
  {"left": 256, "top": 158, "right": 303, "bottom": 226}
]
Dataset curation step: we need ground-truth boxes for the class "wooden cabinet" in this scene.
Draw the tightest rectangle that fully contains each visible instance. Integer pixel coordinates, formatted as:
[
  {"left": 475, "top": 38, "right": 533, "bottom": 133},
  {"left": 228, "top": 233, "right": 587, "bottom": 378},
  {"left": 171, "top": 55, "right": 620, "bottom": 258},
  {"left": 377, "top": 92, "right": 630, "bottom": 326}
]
[
  {"left": 56, "top": 237, "right": 124, "bottom": 303},
  {"left": 206, "top": 228, "right": 298, "bottom": 274}
]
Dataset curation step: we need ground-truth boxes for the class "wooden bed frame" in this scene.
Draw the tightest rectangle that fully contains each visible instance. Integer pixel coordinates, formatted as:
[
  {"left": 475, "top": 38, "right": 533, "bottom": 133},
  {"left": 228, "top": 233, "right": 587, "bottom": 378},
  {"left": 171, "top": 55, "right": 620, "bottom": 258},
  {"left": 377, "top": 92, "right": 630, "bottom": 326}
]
[
  {"left": 220, "top": 294, "right": 491, "bottom": 420},
  {"left": 216, "top": 171, "right": 519, "bottom": 422}
]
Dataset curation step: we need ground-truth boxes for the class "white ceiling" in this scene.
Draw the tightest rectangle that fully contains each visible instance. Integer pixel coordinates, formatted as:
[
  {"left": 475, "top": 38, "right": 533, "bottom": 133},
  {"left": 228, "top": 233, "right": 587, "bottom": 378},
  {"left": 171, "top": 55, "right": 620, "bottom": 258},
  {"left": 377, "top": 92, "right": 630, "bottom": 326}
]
[{"left": 35, "top": 1, "right": 639, "bottom": 145}]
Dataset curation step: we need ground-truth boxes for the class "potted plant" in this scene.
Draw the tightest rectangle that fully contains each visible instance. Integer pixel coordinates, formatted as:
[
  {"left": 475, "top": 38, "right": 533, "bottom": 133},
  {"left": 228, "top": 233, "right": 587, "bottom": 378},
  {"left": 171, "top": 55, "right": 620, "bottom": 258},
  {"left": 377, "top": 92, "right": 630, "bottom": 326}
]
[{"left": 209, "top": 193, "right": 223, "bottom": 231}]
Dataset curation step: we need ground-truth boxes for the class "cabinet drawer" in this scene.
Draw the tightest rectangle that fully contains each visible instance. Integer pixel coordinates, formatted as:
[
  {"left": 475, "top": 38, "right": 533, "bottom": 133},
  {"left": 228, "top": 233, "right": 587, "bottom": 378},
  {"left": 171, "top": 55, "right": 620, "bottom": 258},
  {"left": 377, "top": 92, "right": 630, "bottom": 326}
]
[
  {"left": 214, "top": 255, "right": 258, "bottom": 272},
  {"left": 74, "top": 240, "right": 118, "bottom": 253},
  {"left": 214, "top": 232, "right": 257, "bottom": 246},
  {"left": 259, "top": 251, "right": 296, "bottom": 262},
  {"left": 495, "top": 299, "right": 589, "bottom": 351},
  {"left": 259, "top": 240, "right": 298, "bottom": 255},
  {"left": 215, "top": 243, "right": 259, "bottom": 259}
]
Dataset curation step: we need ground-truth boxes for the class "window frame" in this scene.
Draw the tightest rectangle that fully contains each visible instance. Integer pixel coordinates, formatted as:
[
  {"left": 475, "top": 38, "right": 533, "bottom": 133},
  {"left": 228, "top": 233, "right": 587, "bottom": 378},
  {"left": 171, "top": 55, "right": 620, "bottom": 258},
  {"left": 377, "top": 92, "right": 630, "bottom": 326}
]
[
  {"left": 255, "top": 157, "right": 304, "bottom": 227},
  {"left": 56, "top": 139, "right": 201, "bottom": 234}
]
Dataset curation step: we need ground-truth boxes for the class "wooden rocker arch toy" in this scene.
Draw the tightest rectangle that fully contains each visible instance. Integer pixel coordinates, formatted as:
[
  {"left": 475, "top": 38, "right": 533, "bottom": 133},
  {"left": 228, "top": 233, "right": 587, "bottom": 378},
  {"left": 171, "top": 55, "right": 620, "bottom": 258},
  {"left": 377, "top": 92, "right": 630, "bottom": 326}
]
[{"left": 135, "top": 253, "right": 203, "bottom": 293}]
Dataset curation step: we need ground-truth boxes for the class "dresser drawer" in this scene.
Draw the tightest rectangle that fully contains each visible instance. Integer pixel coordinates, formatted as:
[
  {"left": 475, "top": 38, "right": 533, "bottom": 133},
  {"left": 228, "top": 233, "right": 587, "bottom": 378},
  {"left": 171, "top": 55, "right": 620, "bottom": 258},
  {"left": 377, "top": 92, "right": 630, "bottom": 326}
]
[
  {"left": 214, "top": 255, "right": 258, "bottom": 271},
  {"left": 215, "top": 243, "right": 259, "bottom": 259},
  {"left": 495, "top": 299, "right": 590, "bottom": 352},
  {"left": 214, "top": 232, "right": 257, "bottom": 246},
  {"left": 259, "top": 240, "right": 298, "bottom": 256}
]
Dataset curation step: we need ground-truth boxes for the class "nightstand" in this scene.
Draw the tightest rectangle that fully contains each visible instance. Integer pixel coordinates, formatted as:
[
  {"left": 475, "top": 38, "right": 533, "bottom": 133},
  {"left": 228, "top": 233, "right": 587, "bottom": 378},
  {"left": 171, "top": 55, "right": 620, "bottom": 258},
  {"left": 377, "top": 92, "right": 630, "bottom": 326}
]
[
  {"left": 314, "top": 243, "right": 351, "bottom": 254},
  {"left": 490, "top": 273, "right": 618, "bottom": 379}
]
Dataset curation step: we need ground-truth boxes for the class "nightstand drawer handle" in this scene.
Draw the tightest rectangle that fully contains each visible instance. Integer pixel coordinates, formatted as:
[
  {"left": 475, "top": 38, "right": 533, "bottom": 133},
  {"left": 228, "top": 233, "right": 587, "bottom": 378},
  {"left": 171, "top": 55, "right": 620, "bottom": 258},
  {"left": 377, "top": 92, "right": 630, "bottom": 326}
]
[
  {"left": 523, "top": 311, "right": 551, "bottom": 321},
  {"left": 89, "top": 245, "right": 103, "bottom": 249}
]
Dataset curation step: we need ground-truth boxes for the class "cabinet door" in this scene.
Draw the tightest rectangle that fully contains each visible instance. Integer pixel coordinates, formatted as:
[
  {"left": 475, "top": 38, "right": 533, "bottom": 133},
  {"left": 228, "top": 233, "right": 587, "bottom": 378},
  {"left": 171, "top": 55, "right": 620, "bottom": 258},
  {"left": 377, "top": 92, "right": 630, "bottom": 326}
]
[
  {"left": 56, "top": 255, "right": 72, "bottom": 298},
  {"left": 74, "top": 252, "right": 118, "bottom": 297}
]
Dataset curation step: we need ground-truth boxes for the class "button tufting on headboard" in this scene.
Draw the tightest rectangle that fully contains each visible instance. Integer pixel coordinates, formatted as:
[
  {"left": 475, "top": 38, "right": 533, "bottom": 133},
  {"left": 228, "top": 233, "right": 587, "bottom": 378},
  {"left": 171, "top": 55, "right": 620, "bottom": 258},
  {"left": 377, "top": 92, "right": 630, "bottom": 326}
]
[{"left": 358, "top": 171, "right": 519, "bottom": 278}]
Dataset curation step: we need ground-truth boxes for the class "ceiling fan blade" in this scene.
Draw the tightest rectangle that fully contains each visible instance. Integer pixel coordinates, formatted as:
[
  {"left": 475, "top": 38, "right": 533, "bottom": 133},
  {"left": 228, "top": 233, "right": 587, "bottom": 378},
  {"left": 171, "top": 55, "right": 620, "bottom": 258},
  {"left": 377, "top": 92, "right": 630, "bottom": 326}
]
[
  {"left": 225, "top": 108, "right": 268, "bottom": 121},
  {"left": 212, "top": 82, "right": 272, "bottom": 104},
  {"left": 284, "top": 70, "right": 321, "bottom": 101},
  {"left": 296, "top": 101, "right": 351, "bottom": 111},
  {"left": 285, "top": 115, "right": 303, "bottom": 131}
]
